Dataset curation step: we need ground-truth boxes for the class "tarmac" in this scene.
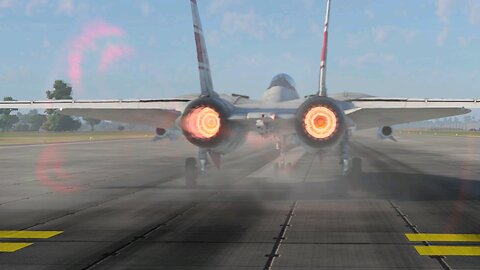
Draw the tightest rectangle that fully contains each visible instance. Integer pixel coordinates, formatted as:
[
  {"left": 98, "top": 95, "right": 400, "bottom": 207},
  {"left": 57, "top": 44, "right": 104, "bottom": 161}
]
[{"left": 0, "top": 132, "right": 478, "bottom": 269}]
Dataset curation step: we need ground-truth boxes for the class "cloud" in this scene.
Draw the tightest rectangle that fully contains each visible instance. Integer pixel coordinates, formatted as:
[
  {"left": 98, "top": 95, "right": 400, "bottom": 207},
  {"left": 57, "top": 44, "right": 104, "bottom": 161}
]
[
  {"left": 269, "top": 17, "right": 295, "bottom": 40},
  {"left": 339, "top": 52, "right": 396, "bottom": 68},
  {"left": 274, "top": 25, "right": 295, "bottom": 40},
  {"left": 206, "top": 30, "right": 221, "bottom": 46},
  {"left": 222, "top": 10, "right": 295, "bottom": 40},
  {"left": 436, "top": 0, "right": 453, "bottom": 24},
  {"left": 371, "top": 26, "right": 417, "bottom": 43},
  {"left": 402, "top": 30, "right": 418, "bottom": 42},
  {"left": 0, "top": 0, "right": 14, "bottom": 9},
  {"left": 457, "top": 36, "right": 473, "bottom": 48},
  {"left": 302, "top": 0, "right": 314, "bottom": 10},
  {"left": 140, "top": 1, "right": 151, "bottom": 17},
  {"left": 437, "top": 26, "right": 448, "bottom": 46},
  {"left": 208, "top": 0, "right": 243, "bottom": 15},
  {"left": 346, "top": 31, "right": 368, "bottom": 48},
  {"left": 435, "top": 0, "right": 453, "bottom": 46},
  {"left": 468, "top": 0, "right": 480, "bottom": 24},
  {"left": 236, "top": 54, "right": 265, "bottom": 67},
  {"left": 372, "top": 26, "right": 394, "bottom": 43},
  {"left": 25, "top": 0, "right": 48, "bottom": 16},
  {"left": 364, "top": 9, "right": 375, "bottom": 19},
  {"left": 222, "top": 9, "right": 266, "bottom": 39},
  {"left": 310, "top": 23, "right": 322, "bottom": 39},
  {"left": 56, "top": 0, "right": 74, "bottom": 15},
  {"left": 42, "top": 39, "right": 51, "bottom": 48}
]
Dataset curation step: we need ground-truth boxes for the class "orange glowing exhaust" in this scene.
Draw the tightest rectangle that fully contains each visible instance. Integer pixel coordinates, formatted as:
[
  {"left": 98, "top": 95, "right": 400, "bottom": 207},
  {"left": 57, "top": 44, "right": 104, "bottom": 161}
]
[
  {"left": 183, "top": 106, "right": 221, "bottom": 139},
  {"left": 303, "top": 106, "right": 338, "bottom": 139}
]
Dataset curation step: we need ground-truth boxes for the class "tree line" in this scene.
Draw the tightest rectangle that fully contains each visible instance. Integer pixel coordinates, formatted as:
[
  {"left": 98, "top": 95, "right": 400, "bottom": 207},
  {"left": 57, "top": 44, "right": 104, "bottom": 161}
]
[{"left": 1, "top": 80, "right": 101, "bottom": 132}]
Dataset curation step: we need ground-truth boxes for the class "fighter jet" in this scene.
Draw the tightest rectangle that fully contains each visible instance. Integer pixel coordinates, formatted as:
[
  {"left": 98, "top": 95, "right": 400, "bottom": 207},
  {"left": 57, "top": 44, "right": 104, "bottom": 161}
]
[{"left": 1, "top": 0, "right": 479, "bottom": 186}]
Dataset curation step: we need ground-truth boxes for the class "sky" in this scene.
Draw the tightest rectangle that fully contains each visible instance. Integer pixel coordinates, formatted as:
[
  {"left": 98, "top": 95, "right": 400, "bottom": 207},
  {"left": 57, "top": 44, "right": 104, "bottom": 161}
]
[{"left": 0, "top": 0, "right": 479, "bottom": 102}]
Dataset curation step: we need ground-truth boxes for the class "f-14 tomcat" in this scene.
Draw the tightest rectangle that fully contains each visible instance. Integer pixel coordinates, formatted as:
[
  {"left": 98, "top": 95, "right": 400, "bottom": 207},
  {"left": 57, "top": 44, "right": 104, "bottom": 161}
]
[{"left": 1, "top": 0, "right": 479, "bottom": 186}]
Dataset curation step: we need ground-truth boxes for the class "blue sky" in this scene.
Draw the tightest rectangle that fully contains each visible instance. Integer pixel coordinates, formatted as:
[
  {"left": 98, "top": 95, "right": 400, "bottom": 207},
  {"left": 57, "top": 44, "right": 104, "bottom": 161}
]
[{"left": 0, "top": 0, "right": 479, "bottom": 101}]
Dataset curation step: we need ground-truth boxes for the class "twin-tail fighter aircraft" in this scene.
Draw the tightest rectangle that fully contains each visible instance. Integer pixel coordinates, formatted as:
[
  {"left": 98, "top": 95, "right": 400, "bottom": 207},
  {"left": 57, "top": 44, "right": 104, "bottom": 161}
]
[{"left": 1, "top": 0, "right": 479, "bottom": 186}]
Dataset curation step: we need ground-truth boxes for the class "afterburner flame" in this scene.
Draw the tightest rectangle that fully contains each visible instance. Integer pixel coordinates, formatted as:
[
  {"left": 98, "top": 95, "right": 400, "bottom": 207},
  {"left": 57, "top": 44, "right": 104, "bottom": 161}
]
[
  {"left": 304, "top": 106, "right": 337, "bottom": 139},
  {"left": 183, "top": 106, "right": 221, "bottom": 139}
]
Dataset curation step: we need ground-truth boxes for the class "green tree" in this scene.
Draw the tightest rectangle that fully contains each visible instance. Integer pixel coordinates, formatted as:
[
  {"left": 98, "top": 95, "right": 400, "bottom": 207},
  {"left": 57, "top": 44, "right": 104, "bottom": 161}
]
[
  {"left": 27, "top": 110, "right": 47, "bottom": 131},
  {"left": 44, "top": 113, "right": 81, "bottom": 132},
  {"left": 42, "top": 80, "right": 81, "bottom": 132},
  {"left": 0, "top": 97, "right": 19, "bottom": 132},
  {"left": 46, "top": 80, "right": 73, "bottom": 100},
  {"left": 84, "top": 118, "right": 101, "bottom": 131}
]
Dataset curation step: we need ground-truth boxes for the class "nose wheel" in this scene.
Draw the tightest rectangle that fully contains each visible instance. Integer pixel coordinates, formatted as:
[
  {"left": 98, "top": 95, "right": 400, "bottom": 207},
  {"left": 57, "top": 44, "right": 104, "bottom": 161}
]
[{"left": 185, "top": 157, "right": 198, "bottom": 187}]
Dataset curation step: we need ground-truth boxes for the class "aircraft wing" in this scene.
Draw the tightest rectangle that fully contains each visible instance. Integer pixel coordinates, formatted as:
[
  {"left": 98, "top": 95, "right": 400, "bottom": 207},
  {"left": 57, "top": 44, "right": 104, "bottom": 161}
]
[
  {"left": 347, "top": 98, "right": 480, "bottom": 130},
  {"left": 0, "top": 99, "right": 191, "bottom": 128}
]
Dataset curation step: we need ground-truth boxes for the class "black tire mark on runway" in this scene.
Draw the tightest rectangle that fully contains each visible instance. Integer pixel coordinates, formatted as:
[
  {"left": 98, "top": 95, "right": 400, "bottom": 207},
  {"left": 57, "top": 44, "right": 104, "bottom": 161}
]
[
  {"left": 19, "top": 170, "right": 184, "bottom": 231},
  {"left": 353, "top": 141, "right": 480, "bottom": 200},
  {"left": 0, "top": 167, "right": 174, "bottom": 207},
  {"left": 80, "top": 195, "right": 216, "bottom": 270},
  {"left": 354, "top": 142, "right": 453, "bottom": 270},
  {"left": 75, "top": 148, "right": 277, "bottom": 269},
  {"left": 17, "top": 146, "right": 276, "bottom": 232},
  {"left": 0, "top": 191, "right": 55, "bottom": 206}
]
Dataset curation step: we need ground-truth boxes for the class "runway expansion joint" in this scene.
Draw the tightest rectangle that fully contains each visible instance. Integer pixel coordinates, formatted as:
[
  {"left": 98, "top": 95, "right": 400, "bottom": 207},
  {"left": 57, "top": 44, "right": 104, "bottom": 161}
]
[
  {"left": 389, "top": 200, "right": 453, "bottom": 270},
  {"left": 263, "top": 201, "right": 297, "bottom": 270}
]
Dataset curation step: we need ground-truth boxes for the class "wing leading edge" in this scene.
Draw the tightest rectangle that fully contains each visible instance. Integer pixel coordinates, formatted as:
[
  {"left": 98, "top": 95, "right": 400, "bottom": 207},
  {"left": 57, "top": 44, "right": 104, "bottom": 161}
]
[
  {"left": 347, "top": 98, "right": 480, "bottom": 130},
  {"left": 0, "top": 99, "right": 191, "bottom": 128}
]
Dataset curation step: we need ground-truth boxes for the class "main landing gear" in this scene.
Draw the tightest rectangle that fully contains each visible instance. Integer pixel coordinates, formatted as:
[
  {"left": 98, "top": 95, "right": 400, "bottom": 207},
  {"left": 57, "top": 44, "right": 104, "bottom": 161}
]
[
  {"left": 340, "top": 132, "right": 362, "bottom": 177},
  {"left": 184, "top": 148, "right": 209, "bottom": 187},
  {"left": 185, "top": 157, "right": 198, "bottom": 187}
]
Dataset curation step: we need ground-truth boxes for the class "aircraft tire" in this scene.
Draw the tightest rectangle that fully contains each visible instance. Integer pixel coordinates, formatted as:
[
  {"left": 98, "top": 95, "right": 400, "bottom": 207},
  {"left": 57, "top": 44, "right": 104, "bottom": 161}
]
[
  {"left": 185, "top": 157, "right": 198, "bottom": 187},
  {"left": 351, "top": 157, "right": 362, "bottom": 176}
]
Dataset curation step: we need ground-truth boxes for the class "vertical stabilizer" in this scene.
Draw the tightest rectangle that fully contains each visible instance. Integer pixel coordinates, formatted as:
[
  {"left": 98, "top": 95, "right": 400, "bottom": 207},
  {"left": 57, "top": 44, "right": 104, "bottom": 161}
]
[
  {"left": 318, "top": 0, "right": 331, "bottom": 97},
  {"left": 190, "top": 0, "right": 217, "bottom": 97}
]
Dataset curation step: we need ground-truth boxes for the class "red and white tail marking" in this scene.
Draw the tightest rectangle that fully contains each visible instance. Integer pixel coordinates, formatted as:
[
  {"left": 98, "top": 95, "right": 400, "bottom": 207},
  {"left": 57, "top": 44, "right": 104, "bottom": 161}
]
[
  {"left": 190, "top": 0, "right": 217, "bottom": 97},
  {"left": 319, "top": 0, "right": 331, "bottom": 97}
]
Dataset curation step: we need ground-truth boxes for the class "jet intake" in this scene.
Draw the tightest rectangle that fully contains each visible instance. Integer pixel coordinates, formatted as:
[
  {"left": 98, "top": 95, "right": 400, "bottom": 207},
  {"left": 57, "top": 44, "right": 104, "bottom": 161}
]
[
  {"left": 181, "top": 97, "right": 245, "bottom": 153},
  {"left": 156, "top": 128, "right": 167, "bottom": 136},
  {"left": 295, "top": 96, "right": 345, "bottom": 151},
  {"left": 377, "top": 126, "right": 396, "bottom": 141}
]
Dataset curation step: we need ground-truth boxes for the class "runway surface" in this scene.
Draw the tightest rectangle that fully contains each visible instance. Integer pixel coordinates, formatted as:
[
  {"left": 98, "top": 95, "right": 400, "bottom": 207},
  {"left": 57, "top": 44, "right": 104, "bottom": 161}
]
[{"left": 0, "top": 133, "right": 478, "bottom": 269}]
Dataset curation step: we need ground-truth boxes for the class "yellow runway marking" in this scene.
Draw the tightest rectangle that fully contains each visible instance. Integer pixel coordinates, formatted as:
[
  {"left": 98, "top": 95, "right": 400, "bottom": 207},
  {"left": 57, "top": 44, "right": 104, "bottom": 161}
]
[
  {"left": 0, "top": 231, "right": 63, "bottom": 239},
  {"left": 415, "top": 246, "right": 480, "bottom": 256},
  {"left": 0, "top": 243, "right": 33, "bottom": 252},
  {"left": 406, "top": 233, "right": 480, "bottom": 242}
]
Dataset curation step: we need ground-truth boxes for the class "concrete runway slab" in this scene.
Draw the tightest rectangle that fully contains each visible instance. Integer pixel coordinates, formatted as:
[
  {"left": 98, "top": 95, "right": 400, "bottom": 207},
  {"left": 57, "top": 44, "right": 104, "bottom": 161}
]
[{"left": 0, "top": 134, "right": 478, "bottom": 269}]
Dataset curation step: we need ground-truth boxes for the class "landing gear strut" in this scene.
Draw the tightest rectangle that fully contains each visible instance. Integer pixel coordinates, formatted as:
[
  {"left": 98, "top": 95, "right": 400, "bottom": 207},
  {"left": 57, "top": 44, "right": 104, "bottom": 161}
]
[
  {"left": 185, "top": 157, "right": 198, "bottom": 187},
  {"left": 340, "top": 131, "right": 362, "bottom": 177},
  {"left": 198, "top": 148, "right": 208, "bottom": 175}
]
